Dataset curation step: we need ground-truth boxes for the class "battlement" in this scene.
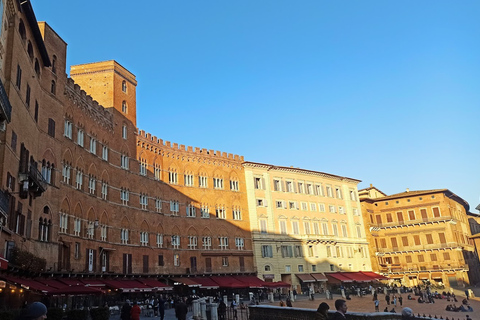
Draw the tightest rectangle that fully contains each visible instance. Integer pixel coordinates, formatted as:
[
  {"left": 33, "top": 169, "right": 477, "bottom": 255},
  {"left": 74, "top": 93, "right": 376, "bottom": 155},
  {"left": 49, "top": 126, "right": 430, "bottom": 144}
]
[
  {"left": 137, "top": 129, "right": 244, "bottom": 162},
  {"left": 65, "top": 78, "right": 114, "bottom": 131}
]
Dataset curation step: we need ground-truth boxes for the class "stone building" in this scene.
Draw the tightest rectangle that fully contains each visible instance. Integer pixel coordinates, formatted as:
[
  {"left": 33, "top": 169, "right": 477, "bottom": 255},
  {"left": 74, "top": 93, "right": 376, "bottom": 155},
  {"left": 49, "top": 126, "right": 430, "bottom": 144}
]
[
  {"left": 0, "top": 0, "right": 254, "bottom": 279},
  {"left": 359, "top": 187, "right": 479, "bottom": 287},
  {"left": 244, "top": 162, "right": 371, "bottom": 292}
]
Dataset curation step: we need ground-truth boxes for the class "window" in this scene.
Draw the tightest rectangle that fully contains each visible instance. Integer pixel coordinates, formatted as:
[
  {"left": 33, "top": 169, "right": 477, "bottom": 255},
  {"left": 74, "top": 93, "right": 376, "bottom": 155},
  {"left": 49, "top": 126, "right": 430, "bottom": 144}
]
[
  {"left": 216, "top": 206, "right": 226, "bottom": 219},
  {"left": 338, "top": 206, "right": 345, "bottom": 214},
  {"left": 122, "top": 100, "right": 127, "bottom": 113},
  {"left": 329, "top": 205, "right": 336, "bottom": 213},
  {"left": 201, "top": 205, "right": 209, "bottom": 218},
  {"left": 184, "top": 173, "right": 194, "bottom": 186},
  {"left": 408, "top": 210, "right": 415, "bottom": 220},
  {"left": 432, "top": 207, "right": 441, "bottom": 217},
  {"left": 341, "top": 224, "right": 348, "bottom": 237},
  {"left": 62, "top": 164, "right": 71, "bottom": 184},
  {"left": 199, "top": 175, "right": 208, "bottom": 188},
  {"left": 202, "top": 236, "right": 212, "bottom": 250},
  {"left": 174, "top": 254, "right": 180, "bottom": 266},
  {"left": 51, "top": 80, "right": 56, "bottom": 95},
  {"left": 294, "top": 245, "right": 303, "bottom": 257},
  {"left": 232, "top": 207, "right": 242, "bottom": 220},
  {"left": 154, "top": 164, "right": 161, "bottom": 180},
  {"left": 88, "top": 176, "right": 96, "bottom": 195},
  {"left": 304, "top": 222, "right": 311, "bottom": 234},
  {"left": 186, "top": 204, "right": 196, "bottom": 217},
  {"left": 89, "top": 137, "right": 97, "bottom": 154},
  {"left": 261, "top": 245, "right": 273, "bottom": 258},
  {"left": 286, "top": 181, "right": 293, "bottom": 192},
  {"left": 139, "top": 158, "right": 147, "bottom": 176},
  {"left": 273, "top": 179, "right": 282, "bottom": 191},
  {"left": 159, "top": 255, "right": 165, "bottom": 267},
  {"left": 122, "top": 125, "right": 127, "bottom": 139},
  {"left": 332, "top": 224, "right": 338, "bottom": 236},
  {"left": 402, "top": 236, "right": 409, "bottom": 246},
  {"left": 260, "top": 219, "right": 267, "bottom": 233},
  {"left": 140, "top": 232, "right": 149, "bottom": 246},
  {"left": 74, "top": 218, "right": 81, "bottom": 236},
  {"left": 121, "top": 155, "right": 129, "bottom": 169},
  {"left": 25, "top": 84, "right": 30, "bottom": 107},
  {"left": 310, "top": 203, "right": 317, "bottom": 211},
  {"left": 292, "top": 221, "right": 299, "bottom": 235},
  {"left": 289, "top": 201, "right": 298, "bottom": 210},
  {"left": 356, "top": 226, "right": 362, "bottom": 238},
  {"left": 155, "top": 198, "right": 162, "bottom": 213},
  {"left": 219, "top": 237, "right": 229, "bottom": 250},
  {"left": 301, "top": 202, "right": 308, "bottom": 211},
  {"left": 52, "top": 55, "right": 57, "bottom": 74},
  {"left": 169, "top": 170, "right": 178, "bottom": 184},
  {"left": 230, "top": 180, "right": 239, "bottom": 191},
  {"left": 75, "top": 171, "right": 83, "bottom": 190},
  {"left": 213, "top": 177, "right": 224, "bottom": 189},
  {"left": 308, "top": 246, "right": 314, "bottom": 257},
  {"left": 430, "top": 253, "right": 437, "bottom": 261},
  {"left": 77, "top": 129, "right": 84, "bottom": 146},
  {"left": 102, "top": 145, "right": 108, "bottom": 161},
  {"left": 122, "top": 80, "right": 127, "bottom": 92},
  {"left": 281, "top": 246, "right": 293, "bottom": 258},
  {"left": 276, "top": 200, "right": 285, "bottom": 208},
  {"left": 443, "top": 252, "right": 450, "bottom": 260},
  {"left": 235, "top": 237, "right": 244, "bottom": 250},
  {"left": 386, "top": 213, "right": 393, "bottom": 223},
  {"left": 313, "top": 222, "right": 320, "bottom": 235},
  {"left": 315, "top": 184, "right": 324, "bottom": 196},
  {"left": 256, "top": 199, "right": 264, "bottom": 207},
  {"left": 38, "top": 218, "right": 50, "bottom": 242},
  {"left": 64, "top": 120, "right": 73, "bottom": 139},
  {"left": 298, "top": 265, "right": 304, "bottom": 272},
  {"left": 322, "top": 222, "right": 329, "bottom": 235},
  {"left": 48, "top": 118, "right": 56, "bottom": 137},
  {"left": 140, "top": 194, "right": 148, "bottom": 210},
  {"left": 319, "top": 203, "right": 325, "bottom": 212},
  {"left": 413, "top": 235, "right": 421, "bottom": 246},
  {"left": 59, "top": 212, "right": 68, "bottom": 233},
  {"left": 156, "top": 234, "right": 163, "bottom": 248},
  {"left": 170, "top": 200, "right": 179, "bottom": 215},
  {"left": 11, "top": 131, "right": 17, "bottom": 152},
  {"left": 426, "top": 234, "right": 433, "bottom": 244},
  {"left": 121, "top": 228, "right": 129, "bottom": 244},
  {"left": 353, "top": 208, "right": 359, "bottom": 216},
  {"left": 350, "top": 189, "right": 357, "bottom": 201},
  {"left": 306, "top": 183, "right": 313, "bottom": 194},
  {"left": 279, "top": 220, "right": 287, "bottom": 234},
  {"left": 285, "top": 265, "right": 291, "bottom": 272},
  {"left": 74, "top": 242, "right": 80, "bottom": 259},
  {"left": 41, "top": 161, "right": 52, "bottom": 184},
  {"left": 326, "top": 186, "right": 333, "bottom": 197},
  {"left": 171, "top": 235, "right": 180, "bottom": 249},
  {"left": 120, "top": 188, "right": 129, "bottom": 205},
  {"left": 335, "top": 187, "right": 342, "bottom": 199},
  {"left": 254, "top": 177, "right": 263, "bottom": 189},
  {"left": 101, "top": 182, "right": 108, "bottom": 200},
  {"left": 100, "top": 225, "right": 107, "bottom": 241},
  {"left": 222, "top": 257, "right": 229, "bottom": 266},
  {"left": 188, "top": 236, "right": 198, "bottom": 249},
  {"left": 16, "top": 64, "right": 22, "bottom": 89},
  {"left": 417, "top": 254, "right": 425, "bottom": 263}
]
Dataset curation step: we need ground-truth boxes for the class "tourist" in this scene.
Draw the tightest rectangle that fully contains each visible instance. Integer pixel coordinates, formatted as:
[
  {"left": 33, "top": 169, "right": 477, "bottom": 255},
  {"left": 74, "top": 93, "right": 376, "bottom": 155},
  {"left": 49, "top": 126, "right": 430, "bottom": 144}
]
[
  {"left": 399, "top": 295, "right": 403, "bottom": 306},
  {"left": 386, "top": 294, "right": 390, "bottom": 305},
  {"left": 130, "top": 302, "right": 141, "bottom": 320},
  {"left": 15, "top": 302, "right": 48, "bottom": 320},
  {"left": 158, "top": 296, "right": 165, "bottom": 320},
  {"left": 120, "top": 300, "right": 131, "bottom": 320},
  {"left": 218, "top": 300, "right": 226, "bottom": 320},
  {"left": 332, "top": 299, "right": 347, "bottom": 320},
  {"left": 279, "top": 300, "right": 286, "bottom": 307},
  {"left": 315, "top": 302, "right": 330, "bottom": 320},
  {"left": 175, "top": 298, "right": 188, "bottom": 320},
  {"left": 286, "top": 297, "right": 293, "bottom": 307},
  {"left": 374, "top": 299, "right": 380, "bottom": 312}
]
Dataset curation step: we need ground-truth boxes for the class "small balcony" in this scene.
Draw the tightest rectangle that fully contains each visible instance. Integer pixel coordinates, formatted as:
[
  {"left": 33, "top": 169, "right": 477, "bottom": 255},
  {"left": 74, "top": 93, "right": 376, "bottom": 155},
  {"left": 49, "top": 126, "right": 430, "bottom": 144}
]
[
  {"left": 0, "top": 77, "right": 12, "bottom": 122},
  {"left": 19, "top": 164, "right": 48, "bottom": 198}
]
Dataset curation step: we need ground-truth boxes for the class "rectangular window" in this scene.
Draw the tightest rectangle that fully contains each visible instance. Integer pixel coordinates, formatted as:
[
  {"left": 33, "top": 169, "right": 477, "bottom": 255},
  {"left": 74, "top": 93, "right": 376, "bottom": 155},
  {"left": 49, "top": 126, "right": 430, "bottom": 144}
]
[
  {"left": 154, "top": 164, "right": 161, "bottom": 180},
  {"left": 405, "top": 255, "right": 412, "bottom": 263},
  {"left": 219, "top": 237, "right": 229, "bottom": 250},
  {"left": 322, "top": 223, "right": 329, "bottom": 235},
  {"left": 417, "top": 254, "right": 425, "bottom": 263},
  {"left": 232, "top": 208, "right": 242, "bottom": 220},
  {"left": 341, "top": 224, "right": 348, "bottom": 237},
  {"left": 74, "top": 218, "right": 81, "bottom": 236},
  {"left": 273, "top": 179, "right": 282, "bottom": 191},
  {"left": 261, "top": 245, "right": 273, "bottom": 258},
  {"left": 408, "top": 210, "right": 415, "bottom": 220},
  {"left": 186, "top": 205, "right": 196, "bottom": 217},
  {"left": 62, "top": 164, "right": 71, "bottom": 184},
  {"left": 402, "top": 236, "right": 409, "bottom": 246},
  {"left": 121, "top": 228, "right": 129, "bottom": 244},
  {"left": 171, "top": 235, "right": 180, "bottom": 249},
  {"left": 184, "top": 174, "right": 194, "bottom": 186},
  {"left": 169, "top": 171, "right": 178, "bottom": 184},
  {"left": 338, "top": 206, "right": 345, "bottom": 214},
  {"left": 386, "top": 213, "right": 393, "bottom": 223},
  {"left": 140, "top": 231, "right": 149, "bottom": 246},
  {"left": 16, "top": 64, "right": 22, "bottom": 88},
  {"left": 89, "top": 137, "right": 97, "bottom": 154},
  {"left": 122, "top": 125, "right": 127, "bottom": 139},
  {"left": 254, "top": 177, "right": 264, "bottom": 189},
  {"left": 301, "top": 202, "right": 308, "bottom": 211},
  {"left": 216, "top": 206, "right": 226, "bottom": 219},
  {"left": 188, "top": 236, "right": 198, "bottom": 249},
  {"left": 285, "top": 265, "right": 291, "bottom": 272},
  {"left": 326, "top": 186, "right": 333, "bottom": 197},
  {"left": 443, "top": 252, "right": 450, "bottom": 260},
  {"left": 230, "top": 180, "right": 239, "bottom": 191},
  {"left": 88, "top": 177, "right": 96, "bottom": 195},
  {"left": 76, "top": 171, "right": 83, "bottom": 190},
  {"left": 155, "top": 199, "right": 162, "bottom": 213},
  {"left": 276, "top": 200, "right": 285, "bottom": 208},
  {"left": 430, "top": 253, "right": 437, "bottom": 261},
  {"left": 140, "top": 159, "right": 147, "bottom": 176},
  {"left": 101, "top": 182, "right": 108, "bottom": 200},
  {"left": 48, "top": 118, "right": 55, "bottom": 137},
  {"left": 120, "top": 189, "right": 129, "bottom": 205},
  {"left": 329, "top": 205, "right": 336, "bottom": 213},
  {"left": 313, "top": 222, "right": 320, "bottom": 235},
  {"left": 174, "top": 254, "right": 180, "bottom": 266},
  {"left": 289, "top": 201, "right": 298, "bottom": 210},
  {"left": 432, "top": 207, "right": 441, "bottom": 217},
  {"left": 335, "top": 187, "right": 342, "bottom": 199},
  {"left": 294, "top": 245, "right": 303, "bottom": 257},
  {"left": 349, "top": 189, "right": 357, "bottom": 201},
  {"left": 260, "top": 219, "right": 267, "bottom": 233},
  {"left": 318, "top": 203, "right": 325, "bottom": 212},
  {"left": 201, "top": 205, "right": 209, "bottom": 218},
  {"left": 297, "top": 182, "right": 304, "bottom": 193},
  {"left": 306, "top": 184, "right": 313, "bottom": 195},
  {"left": 199, "top": 175, "right": 208, "bottom": 188},
  {"left": 298, "top": 265, "right": 304, "bottom": 272},
  {"left": 202, "top": 236, "right": 212, "bottom": 250},
  {"left": 170, "top": 200, "right": 179, "bottom": 215},
  {"left": 100, "top": 225, "right": 107, "bottom": 241},
  {"left": 286, "top": 181, "right": 293, "bottom": 192},
  {"left": 25, "top": 84, "right": 30, "bottom": 107},
  {"left": 140, "top": 194, "right": 148, "bottom": 210},
  {"left": 426, "top": 234, "right": 433, "bottom": 244},
  {"left": 256, "top": 199, "right": 264, "bottom": 207},
  {"left": 281, "top": 246, "right": 293, "bottom": 258},
  {"left": 213, "top": 178, "right": 224, "bottom": 189},
  {"left": 235, "top": 237, "right": 244, "bottom": 250},
  {"left": 59, "top": 213, "right": 68, "bottom": 233},
  {"left": 304, "top": 222, "right": 311, "bottom": 234},
  {"left": 279, "top": 220, "right": 287, "bottom": 234},
  {"left": 413, "top": 235, "right": 421, "bottom": 246},
  {"left": 77, "top": 129, "right": 84, "bottom": 147},
  {"left": 315, "top": 184, "right": 324, "bottom": 196},
  {"left": 64, "top": 120, "right": 73, "bottom": 139},
  {"left": 222, "top": 257, "right": 229, "bottom": 266},
  {"left": 310, "top": 203, "right": 317, "bottom": 211},
  {"left": 74, "top": 242, "right": 80, "bottom": 259},
  {"left": 292, "top": 221, "right": 299, "bottom": 235}
]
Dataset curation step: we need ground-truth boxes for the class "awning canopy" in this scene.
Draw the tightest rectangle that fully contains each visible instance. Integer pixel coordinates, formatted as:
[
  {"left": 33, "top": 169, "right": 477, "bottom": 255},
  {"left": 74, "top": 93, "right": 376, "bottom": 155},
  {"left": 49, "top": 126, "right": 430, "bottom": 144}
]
[
  {"left": 341, "top": 272, "right": 373, "bottom": 282},
  {"left": 389, "top": 274, "right": 404, "bottom": 279},
  {"left": 1, "top": 275, "right": 51, "bottom": 293},
  {"left": 295, "top": 274, "right": 316, "bottom": 283},
  {"left": 35, "top": 279, "right": 69, "bottom": 289},
  {"left": 58, "top": 278, "right": 84, "bottom": 286},
  {"left": 311, "top": 273, "right": 328, "bottom": 282},
  {"left": 48, "top": 285, "right": 103, "bottom": 296},
  {"left": 81, "top": 279, "right": 106, "bottom": 287},
  {"left": 172, "top": 277, "right": 201, "bottom": 287},
  {"left": 102, "top": 279, "right": 152, "bottom": 292},
  {"left": 418, "top": 273, "right": 429, "bottom": 280},
  {"left": 233, "top": 276, "right": 266, "bottom": 288},
  {"left": 263, "top": 281, "right": 291, "bottom": 288},
  {"left": 431, "top": 272, "right": 443, "bottom": 280},
  {"left": 360, "top": 271, "right": 389, "bottom": 280},
  {"left": 137, "top": 278, "right": 172, "bottom": 291},
  {"left": 210, "top": 276, "right": 246, "bottom": 288},
  {"left": 325, "top": 272, "right": 354, "bottom": 283},
  {"left": 192, "top": 277, "right": 219, "bottom": 289}
]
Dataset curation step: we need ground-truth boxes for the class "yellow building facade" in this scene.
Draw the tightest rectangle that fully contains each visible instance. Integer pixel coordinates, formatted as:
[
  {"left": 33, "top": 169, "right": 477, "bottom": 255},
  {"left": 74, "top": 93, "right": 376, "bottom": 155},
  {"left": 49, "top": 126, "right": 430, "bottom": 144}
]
[
  {"left": 244, "top": 162, "right": 371, "bottom": 292},
  {"left": 360, "top": 187, "right": 478, "bottom": 287}
]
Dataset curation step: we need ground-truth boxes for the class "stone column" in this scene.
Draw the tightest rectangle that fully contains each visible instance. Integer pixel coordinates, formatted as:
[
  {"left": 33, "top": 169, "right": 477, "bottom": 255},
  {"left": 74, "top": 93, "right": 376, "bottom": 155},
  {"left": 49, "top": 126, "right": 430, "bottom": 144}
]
[
  {"left": 192, "top": 300, "right": 201, "bottom": 319},
  {"left": 210, "top": 303, "right": 218, "bottom": 320},
  {"left": 200, "top": 301, "right": 207, "bottom": 320}
]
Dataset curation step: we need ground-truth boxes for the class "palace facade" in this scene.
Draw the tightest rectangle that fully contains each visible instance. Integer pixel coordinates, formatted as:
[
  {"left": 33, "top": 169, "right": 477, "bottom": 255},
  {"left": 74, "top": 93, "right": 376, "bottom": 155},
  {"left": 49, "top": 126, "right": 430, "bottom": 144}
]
[{"left": 359, "top": 187, "right": 480, "bottom": 287}]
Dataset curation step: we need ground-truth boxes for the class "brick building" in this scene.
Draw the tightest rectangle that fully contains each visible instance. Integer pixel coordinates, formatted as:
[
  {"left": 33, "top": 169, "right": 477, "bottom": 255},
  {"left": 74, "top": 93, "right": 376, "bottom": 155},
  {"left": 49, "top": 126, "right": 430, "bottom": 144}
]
[
  {"left": 359, "top": 187, "right": 479, "bottom": 287},
  {"left": 0, "top": 0, "right": 254, "bottom": 280}
]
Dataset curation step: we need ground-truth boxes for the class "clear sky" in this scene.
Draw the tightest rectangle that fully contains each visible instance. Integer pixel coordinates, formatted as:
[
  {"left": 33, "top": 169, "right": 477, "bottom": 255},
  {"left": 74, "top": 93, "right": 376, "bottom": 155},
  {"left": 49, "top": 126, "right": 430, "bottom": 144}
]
[{"left": 32, "top": 1, "right": 480, "bottom": 211}]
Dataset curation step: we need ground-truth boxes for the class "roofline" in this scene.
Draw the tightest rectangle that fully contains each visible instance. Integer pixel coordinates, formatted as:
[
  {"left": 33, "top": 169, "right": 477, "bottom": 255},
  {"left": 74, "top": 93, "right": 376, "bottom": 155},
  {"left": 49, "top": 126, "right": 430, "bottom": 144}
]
[
  {"left": 243, "top": 161, "right": 361, "bottom": 184},
  {"left": 21, "top": 0, "right": 51, "bottom": 67}
]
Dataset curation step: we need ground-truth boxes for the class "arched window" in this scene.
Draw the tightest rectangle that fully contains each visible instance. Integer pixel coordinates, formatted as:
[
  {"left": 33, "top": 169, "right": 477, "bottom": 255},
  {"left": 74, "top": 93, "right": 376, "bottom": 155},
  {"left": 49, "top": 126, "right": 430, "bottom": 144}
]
[
  {"left": 34, "top": 59, "right": 40, "bottom": 77},
  {"left": 51, "top": 80, "right": 56, "bottom": 94},
  {"left": 122, "top": 100, "right": 127, "bottom": 113},
  {"left": 39, "top": 213, "right": 51, "bottom": 242},
  {"left": 52, "top": 55, "right": 57, "bottom": 74},
  {"left": 19, "top": 20, "right": 26, "bottom": 42},
  {"left": 122, "top": 80, "right": 127, "bottom": 92},
  {"left": 27, "top": 41, "right": 34, "bottom": 61}
]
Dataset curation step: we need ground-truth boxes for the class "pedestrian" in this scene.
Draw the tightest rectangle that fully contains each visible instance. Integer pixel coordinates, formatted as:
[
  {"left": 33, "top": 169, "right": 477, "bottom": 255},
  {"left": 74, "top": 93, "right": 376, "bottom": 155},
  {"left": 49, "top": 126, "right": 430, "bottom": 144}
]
[
  {"left": 218, "top": 300, "right": 226, "bottom": 320},
  {"left": 158, "top": 296, "right": 165, "bottom": 320},
  {"left": 399, "top": 296, "right": 403, "bottom": 306},
  {"left": 175, "top": 298, "right": 188, "bottom": 320},
  {"left": 374, "top": 299, "right": 380, "bottom": 312},
  {"left": 130, "top": 302, "right": 141, "bottom": 320},
  {"left": 279, "top": 300, "right": 285, "bottom": 307},
  {"left": 120, "top": 300, "right": 131, "bottom": 320},
  {"left": 315, "top": 302, "right": 330, "bottom": 320},
  {"left": 386, "top": 294, "right": 390, "bottom": 305},
  {"left": 15, "top": 302, "right": 48, "bottom": 320},
  {"left": 286, "top": 297, "right": 292, "bottom": 307},
  {"left": 293, "top": 289, "right": 297, "bottom": 300},
  {"left": 230, "top": 300, "right": 238, "bottom": 319},
  {"left": 332, "top": 299, "right": 347, "bottom": 320},
  {"left": 393, "top": 295, "right": 397, "bottom": 307}
]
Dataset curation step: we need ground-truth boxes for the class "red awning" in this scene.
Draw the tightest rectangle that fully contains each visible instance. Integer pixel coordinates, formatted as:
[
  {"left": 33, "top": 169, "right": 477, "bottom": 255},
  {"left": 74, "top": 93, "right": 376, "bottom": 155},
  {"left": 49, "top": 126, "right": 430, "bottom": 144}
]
[
  {"left": 295, "top": 274, "right": 316, "bottom": 283},
  {"left": 137, "top": 278, "right": 172, "bottom": 291},
  {"left": 102, "top": 279, "right": 152, "bottom": 292},
  {"left": 341, "top": 272, "right": 373, "bottom": 282},
  {"left": 192, "top": 277, "right": 219, "bottom": 289},
  {"left": 325, "top": 272, "right": 354, "bottom": 283},
  {"left": 263, "top": 281, "right": 291, "bottom": 288},
  {"left": 1, "top": 275, "right": 51, "bottom": 293},
  {"left": 210, "top": 276, "right": 247, "bottom": 288},
  {"left": 48, "top": 285, "right": 103, "bottom": 295},
  {"left": 311, "top": 273, "right": 328, "bottom": 282},
  {"left": 360, "top": 271, "right": 389, "bottom": 280},
  {"left": 81, "top": 279, "right": 106, "bottom": 287},
  {"left": 172, "top": 277, "right": 201, "bottom": 287},
  {"left": 58, "top": 278, "right": 84, "bottom": 286},
  {"left": 233, "top": 276, "right": 266, "bottom": 288},
  {"left": 35, "top": 279, "right": 69, "bottom": 289}
]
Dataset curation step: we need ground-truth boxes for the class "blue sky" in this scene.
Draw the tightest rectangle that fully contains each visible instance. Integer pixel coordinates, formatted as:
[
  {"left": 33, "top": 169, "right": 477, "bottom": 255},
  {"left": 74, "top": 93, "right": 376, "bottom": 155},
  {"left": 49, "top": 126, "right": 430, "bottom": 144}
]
[{"left": 33, "top": 1, "right": 480, "bottom": 210}]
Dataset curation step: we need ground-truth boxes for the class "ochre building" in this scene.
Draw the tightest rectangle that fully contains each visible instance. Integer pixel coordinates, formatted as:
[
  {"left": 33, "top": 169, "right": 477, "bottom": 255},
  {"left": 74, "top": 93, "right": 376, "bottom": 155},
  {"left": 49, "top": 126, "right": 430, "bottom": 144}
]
[{"left": 359, "top": 187, "right": 479, "bottom": 287}]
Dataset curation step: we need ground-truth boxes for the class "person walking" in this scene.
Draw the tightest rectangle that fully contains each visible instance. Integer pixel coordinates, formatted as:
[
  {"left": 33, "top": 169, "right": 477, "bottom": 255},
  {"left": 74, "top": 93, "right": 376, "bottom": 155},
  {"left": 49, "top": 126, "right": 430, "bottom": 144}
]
[
  {"left": 120, "top": 300, "right": 131, "bottom": 320},
  {"left": 386, "top": 294, "right": 390, "bottom": 305},
  {"left": 175, "top": 298, "right": 188, "bottom": 320},
  {"left": 374, "top": 299, "right": 380, "bottom": 312},
  {"left": 286, "top": 297, "right": 293, "bottom": 307},
  {"left": 315, "top": 302, "right": 330, "bottom": 320},
  {"left": 130, "top": 302, "right": 141, "bottom": 320},
  {"left": 15, "top": 302, "right": 48, "bottom": 320},
  {"left": 158, "top": 296, "right": 165, "bottom": 320},
  {"left": 332, "top": 299, "right": 347, "bottom": 320},
  {"left": 399, "top": 296, "right": 403, "bottom": 306},
  {"left": 218, "top": 300, "right": 227, "bottom": 320}
]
